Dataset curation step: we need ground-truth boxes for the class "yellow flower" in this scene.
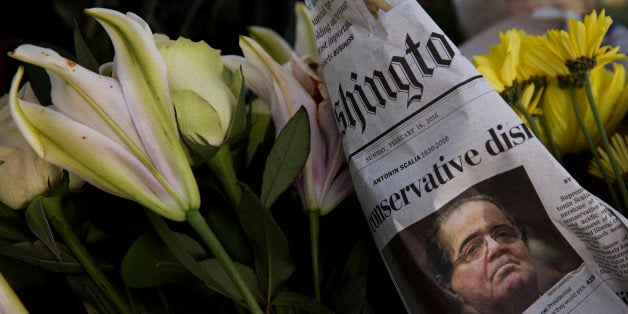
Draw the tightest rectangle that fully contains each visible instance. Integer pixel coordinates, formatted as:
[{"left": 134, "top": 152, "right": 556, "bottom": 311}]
[
  {"left": 473, "top": 29, "right": 528, "bottom": 93},
  {"left": 589, "top": 133, "right": 628, "bottom": 182},
  {"left": 518, "top": 82, "right": 543, "bottom": 119},
  {"left": 524, "top": 10, "right": 626, "bottom": 83},
  {"left": 473, "top": 30, "right": 546, "bottom": 138},
  {"left": 543, "top": 63, "right": 628, "bottom": 154}
]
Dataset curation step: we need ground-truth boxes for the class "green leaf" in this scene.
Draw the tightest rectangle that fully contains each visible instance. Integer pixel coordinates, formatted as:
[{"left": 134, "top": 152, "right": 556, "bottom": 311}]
[
  {"left": 182, "top": 133, "right": 221, "bottom": 161},
  {"left": 206, "top": 206, "right": 252, "bottom": 263},
  {"left": 236, "top": 184, "right": 294, "bottom": 300},
  {"left": 260, "top": 106, "right": 310, "bottom": 208},
  {"left": 0, "top": 241, "right": 82, "bottom": 273},
  {"left": 49, "top": 170, "right": 71, "bottom": 197},
  {"left": 331, "top": 275, "right": 368, "bottom": 314},
  {"left": 225, "top": 67, "right": 247, "bottom": 143},
  {"left": 341, "top": 237, "right": 371, "bottom": 283},
  {"left": 121, "top": 233, "right": 201, "bottom": 288},
  {"left": 198, "top": 258, "right": 263, "bottom": 303},
  {"left": 65, "top": 274, "right": 118, "bottom": 314},
  {"left": 0, "top": 254, "right": 46, "bottom": 291},
  {"left": 74, "top": 21, "right": 100, "bottom": 73},
  {"left": 246, "top": 99, "right": 272, "bottom": 167},
  {"left": 0, "top": 204, "right": 30, "bottom": 242},
  {"left": 144, "top": 210, "right": 244, "bottom": 302},
  {"left": 25, "top": 197, "right": 60, "bottom": 260},
  {"left": 272, "top": 291, "right": 334, "bottom": 314},
  {"left": 324, "top": 237, "right": 371, "bottom": 310}
]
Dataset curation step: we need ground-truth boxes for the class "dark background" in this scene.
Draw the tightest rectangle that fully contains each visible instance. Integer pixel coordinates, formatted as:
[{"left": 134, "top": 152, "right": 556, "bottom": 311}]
[{"left": 0, "top": 0, "right": 462, "bottom": 96}]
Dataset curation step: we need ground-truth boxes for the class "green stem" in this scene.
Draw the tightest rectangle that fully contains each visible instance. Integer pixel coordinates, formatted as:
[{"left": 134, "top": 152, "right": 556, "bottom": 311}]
[
  {"left": 41, "top": 196, "right": 131, "bottom": 314},
  {"left": 308, "top": 209, "right": 321, "bottom": 301},
  {"left": 514, "top": 101, "right": 544, "bottom": 141},
  {"left": 568, "top": 88, "right": 622, "bottom": 210},
  {"left": 583, "top": 74, "right": 628, "bottom": 212},
  {"left": 186, "top": 210, "right": 262, "bottom": 314},
  {"left": 537, "top": 104, "right": 562, "bottom": 163},
  {"left": 145, "top": 210, "right": 241, "bottom": 301},
  {"left": 207, "top": 145, "right": 242, "bottom": 207}
]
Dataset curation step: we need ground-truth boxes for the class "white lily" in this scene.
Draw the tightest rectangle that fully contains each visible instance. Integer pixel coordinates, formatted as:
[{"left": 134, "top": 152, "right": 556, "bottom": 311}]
[
  {"left": 8, "top": 8, "right": 199, "bottom": 221},
  {"left": 224, "top": 2, "right": 352, "bottom": 215},
  {"left": 224, "top": 3, "right": 353, "bottom": 300},
  {"left": 0, "top": 83, "right": 83, "bottom": 210}
]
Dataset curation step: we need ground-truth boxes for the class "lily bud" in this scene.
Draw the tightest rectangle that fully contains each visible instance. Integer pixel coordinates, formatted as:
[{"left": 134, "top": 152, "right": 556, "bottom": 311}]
[
  {"left": 0, "top": 84, "right": 83, "bottom": 209},
  {"left": 156, "top": 36, "right": 246, "bottom": 160}
]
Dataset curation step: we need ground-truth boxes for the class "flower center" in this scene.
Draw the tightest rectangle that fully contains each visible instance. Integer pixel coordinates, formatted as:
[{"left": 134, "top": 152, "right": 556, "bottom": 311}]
[
  {"left": 559, "top": 57, "right": 597, "bottom": 88},
  {"left": 500, "top": 83, "right": 522, "bottom": 106}
]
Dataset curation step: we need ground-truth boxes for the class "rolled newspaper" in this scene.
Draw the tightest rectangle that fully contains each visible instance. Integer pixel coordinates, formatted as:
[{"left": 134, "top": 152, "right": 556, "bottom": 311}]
[{"left": 303, "top": 0, "right": 628, "bottom": 312}]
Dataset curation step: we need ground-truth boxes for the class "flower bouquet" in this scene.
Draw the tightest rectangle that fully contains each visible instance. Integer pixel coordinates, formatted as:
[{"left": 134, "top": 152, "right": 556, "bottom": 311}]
[{"left": 0, "top": 1, "right": 626, "bottom": 313}]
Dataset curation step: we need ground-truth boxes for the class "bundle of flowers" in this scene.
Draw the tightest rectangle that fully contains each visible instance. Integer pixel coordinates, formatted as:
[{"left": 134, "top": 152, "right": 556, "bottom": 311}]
[{"left": 0, "top": 2, "right": 625, "bottom": 313}]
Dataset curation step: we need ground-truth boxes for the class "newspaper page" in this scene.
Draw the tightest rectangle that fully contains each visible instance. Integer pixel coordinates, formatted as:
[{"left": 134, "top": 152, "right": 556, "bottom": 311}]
[{"left": 303, "top": 0, "right": 628, "bottom": 312}]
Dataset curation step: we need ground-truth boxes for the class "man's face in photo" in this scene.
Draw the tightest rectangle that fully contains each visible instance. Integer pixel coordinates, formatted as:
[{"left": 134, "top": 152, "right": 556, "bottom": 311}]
[{"left": 437, "top": 200, "right": 539, "bottom": 313}]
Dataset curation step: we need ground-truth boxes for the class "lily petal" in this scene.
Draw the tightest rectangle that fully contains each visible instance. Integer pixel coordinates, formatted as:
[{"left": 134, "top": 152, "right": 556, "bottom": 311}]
[
  {"left": 86, "top": 8, "right": 199, "bottom": 211},
  {"left": 223, "top": 55, "right": 273, "bottom": 105},
  {"left": 9, "top": 45, "right": 145, "bottom": 154},
  {"left": 290, "top": 53, "right": 320, "bottom": 97},
  {"left": 240, "top": 36, "right": 329, "bottom": 207},
  {"left": 317, "top": 99, "right": 342, "bottom": 175},
  {"left": 247, "top": 26, "right": 293, "bottom": 64},
  {"left": 9, "top": 68, "right": 185, "bottom": 221},
  {"left": 294, "top": 2, "right": 318, "bottom": 60}
]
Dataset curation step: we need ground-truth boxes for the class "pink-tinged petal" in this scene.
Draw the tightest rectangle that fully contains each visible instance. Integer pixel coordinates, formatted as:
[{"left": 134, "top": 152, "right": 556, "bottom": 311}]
[
  {"left": 316, "top": 99, "right": 341, "bottom": 169},
  {"left": 9, "top": 74, "right": 184, "bottom": 221},
  {"left": 9, "top": 46, "right": 145, "bottom": 154},
  {"left": 240, "top": 36, "right": 329, "bottom": 206},
  {"left": 223, "top": 55, "right": 273, "bottom": 105},
  {"left": 268, "top": 79, "right": 300, "bottom": 131},
  {"left": 314, "top": 107, "right": 350, "bottom": 214},
  {"left": 290, "top": 53, "right": 319, "bottom": 97},
  {"left": 86, "top": 8, "right": 199, "bottom": 211},
  {"left": 239, "top": 37, "right": 322, "bottom": 140},
  {"left": 48, "top": 71, "right": 145, "bottom": 149},
  {"left": 239, "top": 36, "right": 293, "bottom": 127}
]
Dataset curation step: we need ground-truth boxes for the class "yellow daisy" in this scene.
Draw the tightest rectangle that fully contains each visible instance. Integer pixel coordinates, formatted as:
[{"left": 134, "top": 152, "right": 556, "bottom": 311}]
[
  {"left": 473, "top": 30, "right": 547, "bottom": 142},
  {"left": 524, "top": 10, "right": 626, "bottom": 85},
  {"left": 543, "top": 63, "right": 628, "bottom": 154},
  {"left": 519, "top": 82, "right": 543, "bottom": 117},
  {"left": 589, "top": 133, "right": 628, "bottom": 182},
  {"left": 473, "top": 29, "right": 527, "bottom": 93}
]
